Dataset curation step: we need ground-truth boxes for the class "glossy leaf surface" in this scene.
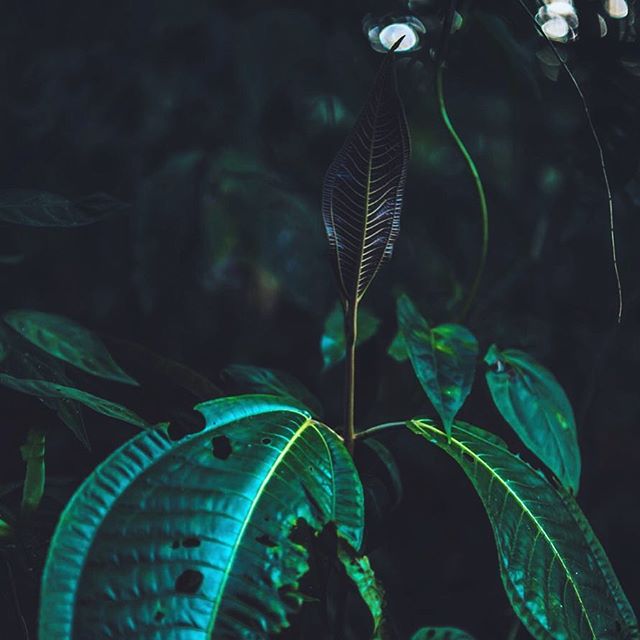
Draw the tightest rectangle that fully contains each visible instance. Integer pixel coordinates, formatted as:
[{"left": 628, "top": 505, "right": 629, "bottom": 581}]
[
  {"left": 0, "top": 375, "right": 147, "bottom": 429},
  {"left": 321, "top": 45, "right": 409, "bottom": 304},
  {"left": 0, "top": 190, "right": 127, "bottom": 226},
  {"left": 484, "top": 344, "right": 581, "bottom": 494},
  {"left": 4, "top": 310, "right": 138, "bottom": 385},
  {"left": 408, "top": 419, "right": 638, "bottom": 640},
  {"left": 40, "top": 395, "right": 364, "bottom": 639},
  {"left": 224, "top": 364, "right": 323, "bottom": 416},
  {"left": 398, "top": 294, "right": 478, "bottom": 436},
  {"left": 411, "top": 628, "right": 476, "bottom": 640},
  {"left": 321, "top": 303, "right": 380, "bottom": 370}
]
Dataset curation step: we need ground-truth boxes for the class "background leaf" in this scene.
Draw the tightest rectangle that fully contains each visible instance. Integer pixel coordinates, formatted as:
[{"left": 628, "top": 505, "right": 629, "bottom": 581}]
[
  {"left": 397, "top": 294, "right": 478, "bottom": 436},
  {"left": 387, "top": 330, "right": 408, "bottom": 362},
  {"left": 408, "top": 419, "right": 638, "bottom": 640},
  {"left": 39, "top": 395, "right": 364, "bottom": 640},
  {"left": 321, "top": 302, "right": 380, "bottom": 370},
  {"left": 484, "top": 344, "right": 581, "bottom": 494},
  {"left": 4, "top": 310, "right": 138, "bottom": 385},
  {"left": 411, "top": 627, "right": 476, "bottom": 640}
]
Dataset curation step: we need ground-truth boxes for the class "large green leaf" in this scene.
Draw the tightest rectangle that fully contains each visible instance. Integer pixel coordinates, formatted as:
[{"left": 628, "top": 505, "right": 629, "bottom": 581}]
[
  {"left": 408, "top": 419, "right": 639, "bottom": 640},
  {"left": 398, "top": 294, "right": 478, "bottom": 436},
  {"left": 0, "top": 374, "right": 148, "bottom": 429},
  {"left": 40, "top": 395, "right": 364, "bottom": 639},
  {"left": 4, "top": 310, "right": 138, "bottom": 385},
  {"left": 411, "top": 628, "right": 476, "bottom": 640},
  {"left": 224, "top": 364, "right": 323, "bottom": 416},
  {"left": 321, "top": 302, "right": 380, "bottom": 370},
  {"left": 484, "top": 344, "right": 581, "bottom": 494}
]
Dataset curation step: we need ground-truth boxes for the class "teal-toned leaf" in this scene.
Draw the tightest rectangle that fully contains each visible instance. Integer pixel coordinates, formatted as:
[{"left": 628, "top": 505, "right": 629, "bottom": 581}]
[
  {"left": 362, "top": 438, "right": 403, "bottom": 507},
  {"left": 0, "top": 375, "right": 148, "bottom": 429},
  {"left": 0, "top": 190, "right": 128, "bottom": 227},
  {"left": 40, "top": 395, "right": 364, "bottom": 639},
  {"left": 337, "top": 541, "right": 385, "bottom": 638},
  {"left": 387, "top": 330, "right": 408, "bottom": 362},
  {"left": 224, "top": 364, "right": 323, "bottom": 417},
  {"left": 20, "top": 428, "right": 45, "bottom": 516},
  {"left": 411, "top": 627, "right": 476, "bottom": 640},
  {"left": 0, "top": 518, "right": 12, "bottom": 539},
  {"left": 484, "top": 344, "right": 581, "bottom": 494},
  {"left": 397, "top": 294, "right": 478, "bottom": 436},
  {"left": 408, "top": 419, "right": 639, "bottom": 640},
  {"left": 321, "top": 303, "right": 380, "bottom": 370},
  {"left": 4, "top": 310, "right": 138, "bottom": 385}
]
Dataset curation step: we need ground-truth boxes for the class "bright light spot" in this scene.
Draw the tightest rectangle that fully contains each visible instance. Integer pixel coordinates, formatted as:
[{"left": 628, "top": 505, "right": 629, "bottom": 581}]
[
  {"left": 545, "top": 1, "right": 576, "bottom": 17},
  {"left": 542, "top": 16, "right": 570, "bottom": 40},
  {"left": 378, "top": 23, "right": 418, "bottom": 51},
  {"left": 605, "top": 0, "right": 629, "bottom": 19},
  {"left": 598, "top": 15, "right": 608, "bottom": 37}
]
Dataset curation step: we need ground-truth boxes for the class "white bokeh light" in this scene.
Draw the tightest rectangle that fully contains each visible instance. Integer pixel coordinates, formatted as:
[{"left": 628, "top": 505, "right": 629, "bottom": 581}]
[
  {"left": 604, "top": 0, "right": 629, "bottom": 19},
  {"left": 542, "top": 15, "right": 570, "bottom": 40},
  {"left": 545, "top": 1, "right": 577, "bottom": 17},
  {"left": 378, "top": 23, "right": 419, "bottom": 51}
]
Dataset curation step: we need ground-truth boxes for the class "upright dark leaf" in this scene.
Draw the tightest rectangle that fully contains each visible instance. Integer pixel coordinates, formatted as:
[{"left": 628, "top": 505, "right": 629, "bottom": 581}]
[{"left": 322, "top": 45, "right": 410, "bottom": 304}]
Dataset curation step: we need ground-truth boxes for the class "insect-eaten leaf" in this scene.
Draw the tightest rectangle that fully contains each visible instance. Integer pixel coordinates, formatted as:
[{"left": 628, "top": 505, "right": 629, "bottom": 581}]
[
  {"left": 0, "top": 190, "right": 128, "bottom": 227},
  {"left": 408, "top": 419, "right": 639, "bottom": 640},
  {"left": 321, "top": 303, "right": 380, "bottom": 370},
  {"left": 0, "top": 375, "right": 148, "bottom": 429},
  {"left": 4, "top": 310, "right": 138, "bottom": 385},
  {"left": 39, "top": 395, "right": 364, "bottom": 640},
  {"left": 224, "top": 364, "right": 323, "bottom": 416},
  {"left": 321, "top": 43, "right": 409, "bottom": 306},
  {"left": 397, "top": 294, "right": 478, "bottom": 436},
  {"left": 411, "top": 627, "right": 476, "bottom": 640},
  {"left": 484, "top": 344, "right": 581, "bottom": 494}
]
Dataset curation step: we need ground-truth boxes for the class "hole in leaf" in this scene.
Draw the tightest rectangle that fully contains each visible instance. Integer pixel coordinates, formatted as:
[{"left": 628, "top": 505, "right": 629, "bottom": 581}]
[
  {"left": 460, "top": 451, "right": 473, "bottom": 465},
  {"left": 182, "top": 536, "right": 201, "bottom": 548},
  {"left": 171, "top": 540, "right": 180, "bottom": 549},
  {"left": 261, "top": 437, "right": 272, "bottom": 445},
  {"left": 175, "top": 569, "right": 204, "bottom": 594},
  {"left": 211, "top": 435, "right": 232, "bottom": 460},
  {"left": 154, "top": 610, "right": 165, "bottom": 622},
  {"left": 256, "top": 533, "right": 277, "bottom": 547}
]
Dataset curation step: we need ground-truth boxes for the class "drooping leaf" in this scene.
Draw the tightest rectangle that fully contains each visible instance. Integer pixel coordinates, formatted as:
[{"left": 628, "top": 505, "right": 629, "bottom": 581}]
[
  {"left": 362, "top": 438, "right": 403, "bottom": 508},
  {"left": 484, "top": 344, "right": 581, "bottom": 494},
  {"left": 20, "top": 428, "right": 45, "bottom": 516},
  {"left": 39, "top": 395, "right": 364, "bottom": 640},
  {"left": 411, "top": 627, "right": 476, "bottom": 640},
  {"left": 321, "top": 43, "right": 410, "bottom": 305},
  {"left": 321, "top": 302, "right": 380, "bottom": 370},
  {"left": 4, "top": 310, "right": 138, "bottom": 385},
  {"left": 398, "top": 294, "right": 478, "bottom": 436},
  {"left": 0, "top": 375, "right": 148, "bottom": 429},
  {"left": 387, "top": 330, "right": 408, "bottom": 362},
  {"left": 408, "top": 419, "right": 639, "bottom": 640},
  {"left": 0, "top": 190, "right": 128, "bottom": 226},
  {"left": 224, "top": 364, "right": 323, "bottom": 416}
]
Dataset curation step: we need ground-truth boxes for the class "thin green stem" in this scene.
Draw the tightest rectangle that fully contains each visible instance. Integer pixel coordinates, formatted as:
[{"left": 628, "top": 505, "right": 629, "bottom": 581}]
[
  {"left": 436, "top": 63, "right": 489, "bottom": 321},
  {"left": 20, "top": 428, "right": 45, "bottom": 517},
  {"left": 355, "top": 421, "right": 407, "bottom": 441},
  {"left": 343, "top": 301, "right": 358, "bottom": 454}
]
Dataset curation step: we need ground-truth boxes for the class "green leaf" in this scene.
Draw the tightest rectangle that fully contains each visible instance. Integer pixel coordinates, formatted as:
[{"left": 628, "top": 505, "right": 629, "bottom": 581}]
[
  {"left": 4, "top": 310, "right": 138, "bottom": 385},
  {"left": 20, "top": 428, "right": 45, "bottom": 516},
  {"left": 408, "top": 419, "right": 639, "bottom": 640},
  {"left": 484, "top": 344, "right": 581, "bottom": 494},
  {"left": 411, "top": 628, "right": 476, "bottom": 640},
  {"left": 224, "top": 364, "right": 323, "bottom": 416},
  {"left": 40, "top": 395, "right": 364, "bottom": 639},
  {"left": 0, "top": 375, "right": 148, "bottom": 429},
  {"left": 0, "top": 190, "right": 128, "bottom": 226},
  {"left": 387, "top": 330, "right": 408, "bottom": 362},
  {"left": 397, "top": 294, "right": 478, "bottom": 436},
  {"left": 0, "top": 518, "right": 11, "bottom": 539},
  {"left": 321, "top": 303, "right": 380, "bottom": 370}
]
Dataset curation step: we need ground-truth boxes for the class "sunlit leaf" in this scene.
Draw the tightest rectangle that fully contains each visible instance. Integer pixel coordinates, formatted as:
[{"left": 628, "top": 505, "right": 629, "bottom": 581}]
[
  {"left": 39, "top": 395, "right": 364, "bottom": 639},
  {"left": 4, "top": 310, "right": 138, "bottom": 385},
  {"left": 321, "top": 43, "right": 409, "bottom": 305},
  {"left": 387, "top": 330, "right": 408, "bottom": 362},
  {"left": 484, "top": 344, "right": 581, "bottom": 494},
  {"left": 224, "top": 364, "right": 323, "bottom": 416},
  {"left": 0, "top": 375, "right": 148, "bottom": 429},
  {"left": 411, "top": 627, "right": 476, "bottom": 640},
  {"left": 408, "top": 419, "right": 638, "bottom": 640},
  {"left": 321, "top": 303, "right": 380, "bottom": 370},
  {"left": 398, "top": 294, "right": 478, "bottom": 436},
  {"left": 0, "top": 190, "right": 128, "bottom": 227}
]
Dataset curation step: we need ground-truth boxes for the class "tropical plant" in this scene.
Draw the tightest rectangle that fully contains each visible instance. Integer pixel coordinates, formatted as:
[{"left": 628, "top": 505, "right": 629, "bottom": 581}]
[{"left": 0, "top": 21, "right": 637, "bottom": 640}]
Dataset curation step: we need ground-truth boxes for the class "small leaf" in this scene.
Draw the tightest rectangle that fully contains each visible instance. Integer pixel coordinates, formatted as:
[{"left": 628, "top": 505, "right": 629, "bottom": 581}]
[
  {"left": 0, "top": 375, "right": 148, "bottom": 429},
  {"left": 20, "top": 428, "right": 45, "bottom": 516},
  {"left": 321, "top": 302, "right": 380, "bottom": 370},
  {"left": 0, "top": 518, "right": 12, "bottom": 539},
  {"left": 397, "top": 294, "right": 478, "bottom": 436},
  {"left": 484, "top": 344, "right": 581, "bottom": 494},
  {"left": 224, "top": 364, "right": 323, "bottom": 416},
  {"left": 387, "top": 330, "right": 408, "bottom": 362},
  {"left": 4, "top": 310, "right": 138, "bottom": 385},
  {"left": 0, "top": 190, "right": 128, "bottom": 227},
  {"left": 408, "top": 419, "right": 639, "bottom": 640},
  {"left": 411, "top": 628, "right": 476, "bottom": 640}
]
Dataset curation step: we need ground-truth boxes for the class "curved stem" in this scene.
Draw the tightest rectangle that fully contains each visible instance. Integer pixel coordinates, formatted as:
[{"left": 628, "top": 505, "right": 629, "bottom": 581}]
[
  {"left": 355, "top": 421, "right": 407, "bottom": 441},
  {"left": 436, "top": 63, "right": 489, "bottom": 321},
  {"left": 343, "top": 301, "right": 358, "bottom": 454}
]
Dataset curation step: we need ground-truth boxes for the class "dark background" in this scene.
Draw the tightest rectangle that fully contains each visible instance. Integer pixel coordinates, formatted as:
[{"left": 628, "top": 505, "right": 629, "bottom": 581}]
[{"left": 1, "top": 0, "right": 639, "bottom": 638}]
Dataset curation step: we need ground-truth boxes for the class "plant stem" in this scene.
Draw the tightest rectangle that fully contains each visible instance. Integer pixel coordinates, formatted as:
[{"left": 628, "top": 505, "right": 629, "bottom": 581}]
[
  {"left": 436, "top": 63, "right": 489, "bottom": 321},
  {"left": 355, "top": 421, "right": 407, "bottom": 441},
  {"left": 20, "top": 428, "right": 45, "bottom": 517},
  {"left": 343, "top": 301, "right": 358, "bottom": 454}
]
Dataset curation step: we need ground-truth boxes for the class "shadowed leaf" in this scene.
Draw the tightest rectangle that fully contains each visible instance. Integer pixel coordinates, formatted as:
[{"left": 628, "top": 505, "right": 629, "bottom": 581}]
[{"left": 411, "top": 627, "right": 476, "bottom": 640}]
